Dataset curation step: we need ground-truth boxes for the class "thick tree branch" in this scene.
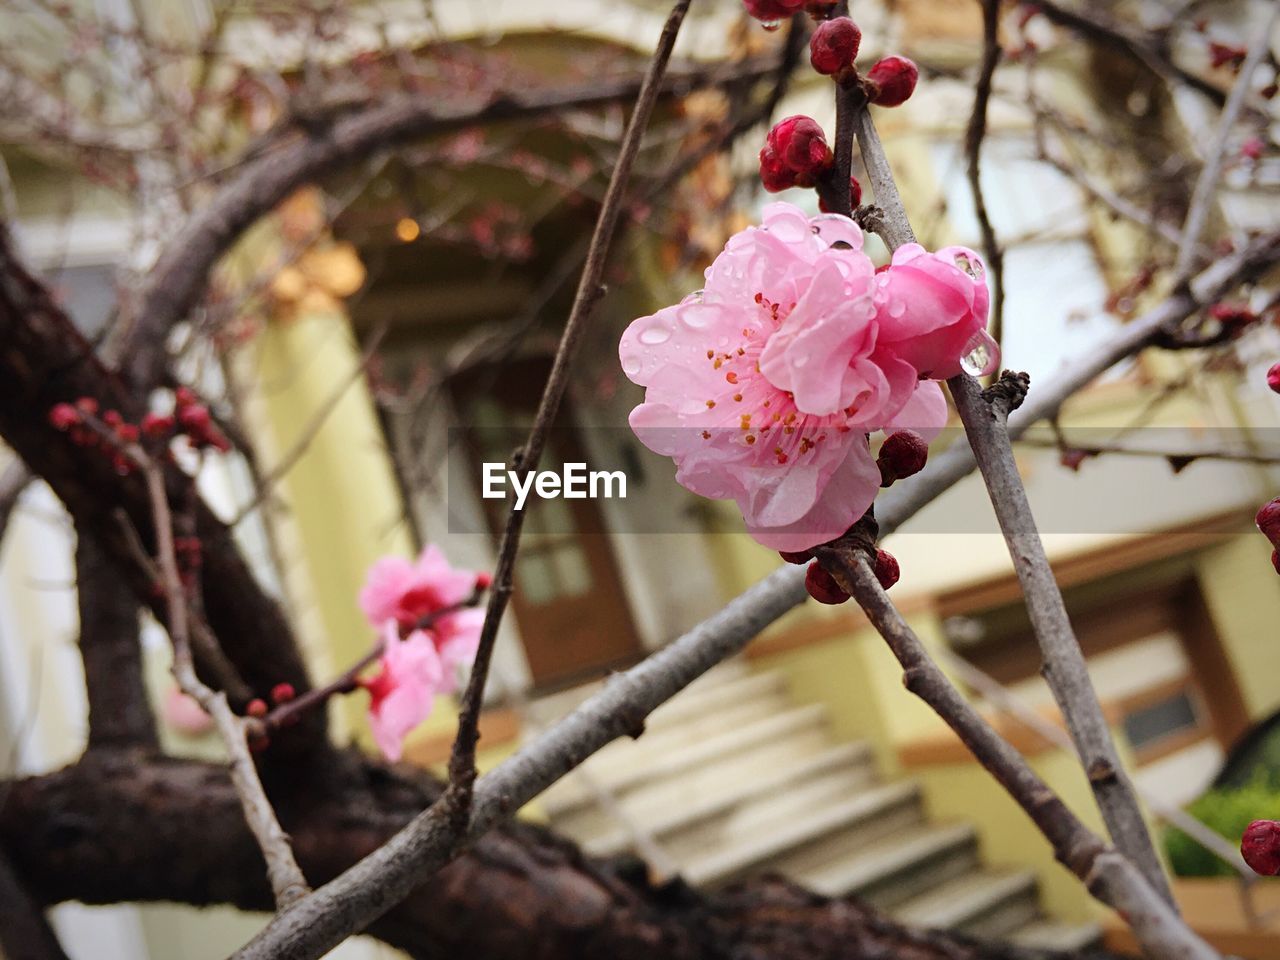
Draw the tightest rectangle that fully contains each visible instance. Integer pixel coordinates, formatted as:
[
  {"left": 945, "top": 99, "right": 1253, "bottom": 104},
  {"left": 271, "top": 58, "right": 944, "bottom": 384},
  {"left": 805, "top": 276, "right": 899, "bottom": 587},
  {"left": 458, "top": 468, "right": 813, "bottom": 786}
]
[
  {"left": 0, "top": 752, "right": 1065, "bottom": 960},
  {"left": 823, "top": 551, "right": 1217, "bottom": 960},
  {"left": 74, "top": 526, "right": 155, "bottom": 750},
  {"left": 0, "top": 225, "right": 325, "bottom": 759},
  {"left": 119, "top": 55, "right": 787, "bottom": 389},
  {"left": 0, "top": 844, "right": 70, "bottom": 960}
]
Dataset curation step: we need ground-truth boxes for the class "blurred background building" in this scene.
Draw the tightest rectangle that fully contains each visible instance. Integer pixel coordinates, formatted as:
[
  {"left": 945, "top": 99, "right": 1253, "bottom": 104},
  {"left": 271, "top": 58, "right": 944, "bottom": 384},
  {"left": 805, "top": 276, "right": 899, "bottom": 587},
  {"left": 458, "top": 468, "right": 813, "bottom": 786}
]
[{"left": 1, "top": 0, "right": 1278, "bottom": 957}]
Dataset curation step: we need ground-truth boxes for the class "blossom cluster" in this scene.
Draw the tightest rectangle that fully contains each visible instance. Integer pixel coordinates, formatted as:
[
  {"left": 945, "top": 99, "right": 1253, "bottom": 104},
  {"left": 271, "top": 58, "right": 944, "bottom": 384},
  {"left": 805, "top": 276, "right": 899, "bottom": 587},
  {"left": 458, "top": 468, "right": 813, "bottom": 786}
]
[
  {"left": 620, "top": 202, "right": 995, "bottom": 555},
  {"left": 356, "top": 546, "right": 489, "bottom": 761}
]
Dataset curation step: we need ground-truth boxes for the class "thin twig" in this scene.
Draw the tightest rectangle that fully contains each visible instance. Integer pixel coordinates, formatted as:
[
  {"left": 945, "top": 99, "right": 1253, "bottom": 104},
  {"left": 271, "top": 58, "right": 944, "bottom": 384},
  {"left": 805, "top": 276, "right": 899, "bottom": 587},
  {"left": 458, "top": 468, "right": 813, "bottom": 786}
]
[
  {"left": 964, "top": 0, "right": 1006, "bottom": 348},
  {"left": 443, "top": 0, "right": 693, "bottom": 822},
  {"left": 142, "top": 459, "right": 310, "bottom": 909},
  {"left": 1018, "top": 433, "right": 1280, "bottom": 469},
  {"left": 824, "top": 550, "right": 1218, "bottom": 960},
  {"left": 1173, "top": 3, "right": 1279, "bottom": 280}
]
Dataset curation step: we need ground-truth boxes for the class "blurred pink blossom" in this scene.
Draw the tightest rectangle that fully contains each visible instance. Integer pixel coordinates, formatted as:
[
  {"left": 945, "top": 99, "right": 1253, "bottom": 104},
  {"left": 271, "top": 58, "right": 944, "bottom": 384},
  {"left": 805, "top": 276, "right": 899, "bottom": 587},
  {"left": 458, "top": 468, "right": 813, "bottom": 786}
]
[{"left": 362, "top": 621, "right": 444, "bottom": 762}]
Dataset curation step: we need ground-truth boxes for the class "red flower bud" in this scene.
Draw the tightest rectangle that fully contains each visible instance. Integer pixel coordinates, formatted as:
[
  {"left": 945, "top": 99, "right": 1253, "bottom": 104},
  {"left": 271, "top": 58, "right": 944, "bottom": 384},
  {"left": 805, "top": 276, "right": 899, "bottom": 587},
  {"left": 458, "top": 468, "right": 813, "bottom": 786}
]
[
  {"left": 141, "top": 412, "right": 175, "bottom": 437},
  {"left": 48, "top": 403, "right": 80, "bottom": 430},
  {"left": 1257, "top": 497, "right": 1280, "bottom": 545},
  {"left": 102, "top": 409, "right": 123, "bottom": 428},
  {"left": 474, "top": 571, "right": 493, "bottom": 590},
  {"left": 779, "top": 549, "right": 812, "bottom": 564},
  {"left": 115, "top": 423, "right": 140, "bottom": 444},
  {"left": 767, "top": 116, "right": 834, "bottom": 181},
  {"left": 809, "top": 17, "right": 861, "bottom": 76},
  {"left": 1242, "top": 819, "right": 1280, "bottom": 876},
  {"left": 1267, "top": 362, "right": 1280, "bottom": 394},
  {"left": 877, "top": 430, "right": 928, "bottom": 485},
  {"left": 759, "top": 144, "right": 798, "bottom": 192},
  {"left": 174, "top": 386, "right": 197, "bottom": 407},
  {"left": 270, "top": 682, "right": 296, "bottom": 704},
  {"left": 246, "top": 698, "right": 269, "bottom": 718},
  {"left": 866, "top": 56, "right": 919, "bottom": 107},
  {"left": 1209, "top": 302, "right": 1257, "bottom": 337},
  {"left": 818, "top": 176, "right": 862, "bottom": 213},
  {"left": 74, "top": 397, "right": 99, "bottom": 416},
  {"left": 874, "top": 548, "right": 900, "bottom": 590},
  {"left": 1060, "top": 448, "right": 1089, "bottom": 472},
  {"left": 178, "top": 404, "right": 212, "bottom": 431},
  {"left": 805, "top": 561, "right": 849, "bottom": 604},
  {"left": 742, "top": 0, "right": 805, "bottom": 23}
]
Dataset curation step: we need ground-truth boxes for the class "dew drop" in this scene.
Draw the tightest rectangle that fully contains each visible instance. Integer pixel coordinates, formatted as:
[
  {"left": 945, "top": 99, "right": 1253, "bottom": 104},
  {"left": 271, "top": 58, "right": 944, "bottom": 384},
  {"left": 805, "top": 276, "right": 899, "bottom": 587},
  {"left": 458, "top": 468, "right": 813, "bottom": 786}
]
[
  {"left": 760, "top": 19, "right": 781, "bottom": 31},
  {"left": 621, "top": 355, "right": 641, "bottom": 377},
  {"left": 681, "top": 289, "right": 705, "bottom": 305},
  {"left": 953, "top": 252, "right": 984, "bottom": 281},
  {"left": 638, "top": 322, "right": 672, "bottom": 345},
  {"left": 887, "top": 299, "right": 906, "bottom": 318},
  {"left": 959, "top": 330, "right": 1000, "bottom": 377}
]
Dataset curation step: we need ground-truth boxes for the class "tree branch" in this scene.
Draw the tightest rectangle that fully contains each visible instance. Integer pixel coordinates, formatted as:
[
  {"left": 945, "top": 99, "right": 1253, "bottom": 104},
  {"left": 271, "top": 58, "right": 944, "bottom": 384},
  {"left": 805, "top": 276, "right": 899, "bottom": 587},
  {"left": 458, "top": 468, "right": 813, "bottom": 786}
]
[
  {"left": 142, "top": 459, "right": 310, "bottom": 909},
  {"left": 965, "top": 0, "right": 1006, "bottom": 347},
  {"left": 0, "top": 844, "right": 70, "bottom": 960},
  {"left": 822, "top": 549, "right": 1217, "bottom": 960},
  {"left": 118, "top": 55, "right": 787, "bottom": 389},
  {"left": 74, "top": 526, "right": 155, "bottom": 750},
  {"left": 444, "top": 0, "right": 693, "bottom": 825},
  {"left": 1172, "top": 3, "right": 1278, "bottom": 280}
]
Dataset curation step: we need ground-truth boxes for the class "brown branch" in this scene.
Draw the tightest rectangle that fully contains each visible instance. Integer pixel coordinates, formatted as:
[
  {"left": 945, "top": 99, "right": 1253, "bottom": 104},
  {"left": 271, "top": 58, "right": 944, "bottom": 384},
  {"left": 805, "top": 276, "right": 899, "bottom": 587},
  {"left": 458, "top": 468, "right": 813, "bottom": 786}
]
[
  {"left": 0, "top": 224, "right": 324, "bottom": 757},
  {"left": 119, "top": 55, "right": 786, "bottom": 390},
  {"left": 444, "top": 0, "right": 693, "bottom": 822},
  {"left": 964, "top": 0, "right": 1006, "bottom": 347},
  {"left": 822, "top": 549, "right": 1218, "bottom": 960},
  {"left": 949, "top": 372, "right": 1175, "bottom": 905},
  {"left": 1172, "top": 4, "right": 1279, "bottom": 280},
  {"left": 74, "top": 526, "right": 155, "bottom": 750},
  {"left": 0, "top": 844, "right": 69, "bottom": 960},
  {"left": 142, "top": 458, "right": 310, "bottom": 910},
  {"left": 1032, "top": 0, "right": 1228, "bottom": 107}
]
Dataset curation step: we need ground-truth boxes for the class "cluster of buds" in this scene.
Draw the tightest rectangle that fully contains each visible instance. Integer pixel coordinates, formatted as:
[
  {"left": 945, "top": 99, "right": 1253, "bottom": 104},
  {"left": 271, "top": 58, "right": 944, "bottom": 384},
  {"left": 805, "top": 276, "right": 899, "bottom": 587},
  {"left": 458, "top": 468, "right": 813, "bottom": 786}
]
[
  {"left": 1256, "top": 497, "right": 1280, "bottom": 575},
  {"left": 752, "top": 7, "right": 918, "bottom": 202},
  {"left": 781, "top": 546, "right": 901, "bottom": 603},
  {"left": 47, "top": 387, "right": 230, "bottom": 475},
  {"left": 1268, "top": 362, "right": 1280, "bottom": 395}
]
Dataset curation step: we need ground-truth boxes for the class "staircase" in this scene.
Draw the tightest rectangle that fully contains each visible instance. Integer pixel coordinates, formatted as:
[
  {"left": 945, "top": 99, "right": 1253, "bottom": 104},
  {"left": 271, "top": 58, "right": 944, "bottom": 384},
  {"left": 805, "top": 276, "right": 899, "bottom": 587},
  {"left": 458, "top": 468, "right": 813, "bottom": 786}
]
[{"left": 530, "top": 660, "right": 1102, "bottom": 953}]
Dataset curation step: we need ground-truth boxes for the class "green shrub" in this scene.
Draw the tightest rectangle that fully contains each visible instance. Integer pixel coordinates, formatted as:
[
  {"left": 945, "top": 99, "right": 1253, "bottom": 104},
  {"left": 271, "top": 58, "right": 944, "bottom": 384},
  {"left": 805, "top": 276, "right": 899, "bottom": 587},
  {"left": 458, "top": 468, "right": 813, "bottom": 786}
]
[{"left": 1164, "top": 779, "right": 1280, "bottom": 878}]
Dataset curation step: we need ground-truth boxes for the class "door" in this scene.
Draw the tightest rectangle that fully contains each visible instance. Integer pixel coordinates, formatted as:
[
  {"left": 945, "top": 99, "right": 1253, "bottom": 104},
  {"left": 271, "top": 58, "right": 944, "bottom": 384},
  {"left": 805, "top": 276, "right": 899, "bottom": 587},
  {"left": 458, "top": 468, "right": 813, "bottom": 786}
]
[{"left": 453, "top": 355, "right": 643, "bottom": 690}]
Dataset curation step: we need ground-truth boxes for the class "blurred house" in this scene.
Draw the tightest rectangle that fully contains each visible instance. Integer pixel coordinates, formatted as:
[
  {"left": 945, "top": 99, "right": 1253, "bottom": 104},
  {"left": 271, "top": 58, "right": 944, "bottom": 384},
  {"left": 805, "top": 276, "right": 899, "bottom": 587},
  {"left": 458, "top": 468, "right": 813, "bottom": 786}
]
[{"left": 2, "top": 0, "right": 1279, "bottom": 958}]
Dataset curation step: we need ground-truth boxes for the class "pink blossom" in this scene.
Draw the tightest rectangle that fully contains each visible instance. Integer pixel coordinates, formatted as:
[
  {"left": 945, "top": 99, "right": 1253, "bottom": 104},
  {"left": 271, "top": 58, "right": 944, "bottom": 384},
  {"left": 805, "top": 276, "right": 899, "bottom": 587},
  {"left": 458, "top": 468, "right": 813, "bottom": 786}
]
[
  {"left": 363, "top": 621, "right": 443, "bottom": 762},
  {"left": 619, "top": 203, "right": 979, "bottom": 551},
  {"left": 358, "top": 545, "right": 485, "bottom": 691},
  {"left": 874, "top": 243, "right": 993, "bottom": 380}
]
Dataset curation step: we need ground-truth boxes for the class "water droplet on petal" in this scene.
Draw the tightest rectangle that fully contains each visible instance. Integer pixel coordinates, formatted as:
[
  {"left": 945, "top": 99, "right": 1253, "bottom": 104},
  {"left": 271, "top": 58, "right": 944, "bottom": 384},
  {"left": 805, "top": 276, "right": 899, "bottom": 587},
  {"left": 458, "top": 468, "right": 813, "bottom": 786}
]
[
  {"left": 621, "top": 355, "right": 641, "bottom": 377},
  {"left": 681, "top": 289, "right": 705, "bottom": 305},
  {"left": 960, "top": 330, "right": 1000, "bottom": 377},
  {"left": 638, "top": 322, "right": 672, "bottom": 345},
  {"left": 760, "top": 19, "right": 781, "bottom": 31},
  {"left": 953, "top": 251, "right": 985, "bottom": 280},
  {"left": 888, "top": 299, "right": 906, "bottom": 318}
]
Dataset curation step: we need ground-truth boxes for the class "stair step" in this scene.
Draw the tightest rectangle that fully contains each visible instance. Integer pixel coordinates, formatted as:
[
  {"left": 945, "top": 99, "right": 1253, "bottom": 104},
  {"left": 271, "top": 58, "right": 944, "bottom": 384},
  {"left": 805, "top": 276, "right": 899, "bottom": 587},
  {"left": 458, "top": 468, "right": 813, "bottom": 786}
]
[
  {"left": 541, "top": 703, "right": 830, "bottom": 817},
  {"left": 894, "top": 868, "right": 1040, "bottom": 939},
  {"left": 783, "top": 821, "right": 978, "bottom": 906},
  {"left": 644, "top": 670, "right": 788, "bottom": 732},
  {"left": 681, "top": 779, "right": 923, "bottom": 888},
  {"left": 1007, "top": 919, "right": 1104, "bottom": 952},
  {"left": 575, "top": 741, "right": 876, "bottom": 858}
]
